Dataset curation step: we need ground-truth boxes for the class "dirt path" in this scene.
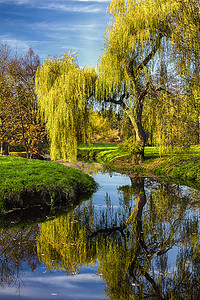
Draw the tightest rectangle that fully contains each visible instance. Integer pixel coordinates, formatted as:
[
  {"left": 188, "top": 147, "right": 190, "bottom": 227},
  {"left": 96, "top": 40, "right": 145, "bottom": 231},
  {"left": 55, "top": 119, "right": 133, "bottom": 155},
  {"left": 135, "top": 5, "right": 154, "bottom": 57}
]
[{"left": 44, "top": 155, "right": 103, "bottom": 175}]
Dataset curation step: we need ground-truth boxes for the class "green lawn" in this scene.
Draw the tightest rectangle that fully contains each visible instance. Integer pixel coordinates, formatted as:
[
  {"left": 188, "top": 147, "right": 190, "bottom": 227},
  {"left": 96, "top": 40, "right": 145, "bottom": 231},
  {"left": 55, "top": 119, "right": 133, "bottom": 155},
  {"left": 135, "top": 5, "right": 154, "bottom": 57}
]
[
  {"left": 0, "top": 156, "right": 97, "bottom": 213},
  {"left": 79, "top": 142, "right": 118, "bottom": 150},
  {"left": 78, "top": 143, "right": 161, "bottom": 163},
  {"left": 78, "top": 142, "right": 118, "bottom": 160}
]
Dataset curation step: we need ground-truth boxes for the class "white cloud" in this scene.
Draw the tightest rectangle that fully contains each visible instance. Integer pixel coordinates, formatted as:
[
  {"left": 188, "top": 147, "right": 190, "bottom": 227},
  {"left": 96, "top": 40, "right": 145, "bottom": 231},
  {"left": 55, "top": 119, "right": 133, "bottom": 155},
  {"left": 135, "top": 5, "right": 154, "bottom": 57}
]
[
  {"left": 0, "top": 36, "right": 31, "bottom": 51},
  {"left": 37, "top": 3, "right": 102, "bottom": 13},
  {"left": 0, "top": 0, "right": 109, "bottom": 13},
  {"left": 0, "top": 35, "right": 50, "bottom": 59},
  {"left": 73, "top": 0, "right": 109, "bottom": 2},
  {"left": 0, "top": 0, "right": 109, "bottom": 66},
  {"left": 34, "top": 22, "right": 102, "bottom": 35}
]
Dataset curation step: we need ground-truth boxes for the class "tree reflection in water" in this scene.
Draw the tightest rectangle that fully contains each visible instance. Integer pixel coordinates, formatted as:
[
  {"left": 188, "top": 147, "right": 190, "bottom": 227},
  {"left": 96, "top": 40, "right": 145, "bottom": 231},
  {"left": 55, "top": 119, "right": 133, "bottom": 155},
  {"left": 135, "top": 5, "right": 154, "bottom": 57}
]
[
  {"left": 0, "top": 174, "right": 199, "bottom": 299},
  {"left": 0, "top": 226, "right": 39, "bottom": 290},
  {"left": 37, "top": 176, "right": 200, "bottom": 299}
]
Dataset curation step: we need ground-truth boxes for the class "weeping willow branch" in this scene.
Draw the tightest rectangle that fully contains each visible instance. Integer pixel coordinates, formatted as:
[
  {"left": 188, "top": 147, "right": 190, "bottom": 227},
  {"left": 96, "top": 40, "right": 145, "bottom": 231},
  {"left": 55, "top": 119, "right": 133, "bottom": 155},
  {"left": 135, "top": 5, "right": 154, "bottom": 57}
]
[{"left": 35, "top": 53, "right": 97, "bottom": 162}]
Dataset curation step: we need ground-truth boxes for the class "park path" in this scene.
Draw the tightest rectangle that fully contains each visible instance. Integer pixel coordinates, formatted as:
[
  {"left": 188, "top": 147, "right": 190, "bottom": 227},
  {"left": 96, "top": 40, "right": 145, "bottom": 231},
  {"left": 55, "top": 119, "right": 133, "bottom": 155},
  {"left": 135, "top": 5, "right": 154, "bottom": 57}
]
[{"left": 44, "top": 155, "right": 103, "bottom": 175}]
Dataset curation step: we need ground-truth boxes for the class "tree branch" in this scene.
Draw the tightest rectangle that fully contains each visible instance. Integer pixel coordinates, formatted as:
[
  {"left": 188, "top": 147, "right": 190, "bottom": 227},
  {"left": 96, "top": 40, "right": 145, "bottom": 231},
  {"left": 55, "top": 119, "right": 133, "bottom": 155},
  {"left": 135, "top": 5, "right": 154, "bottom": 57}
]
[
  {"left": 89, "top": 226, "right": 125, "bottom": 238},
  {"left": 149, "top": 81, "right": 172, "bottom": 95},
  {"left": 103, "top": 92, "right": 128, "bottom": 111},
  {"left": 138, "top": 34, "right": 163, "bottom": 72}
]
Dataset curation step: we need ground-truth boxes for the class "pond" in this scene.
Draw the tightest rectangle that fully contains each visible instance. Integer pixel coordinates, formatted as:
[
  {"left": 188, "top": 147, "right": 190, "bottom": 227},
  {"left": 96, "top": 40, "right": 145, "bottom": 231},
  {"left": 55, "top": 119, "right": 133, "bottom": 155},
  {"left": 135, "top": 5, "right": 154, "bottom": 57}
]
[{"left": 0, "top": 166, "right": 199, "bottom": 299}]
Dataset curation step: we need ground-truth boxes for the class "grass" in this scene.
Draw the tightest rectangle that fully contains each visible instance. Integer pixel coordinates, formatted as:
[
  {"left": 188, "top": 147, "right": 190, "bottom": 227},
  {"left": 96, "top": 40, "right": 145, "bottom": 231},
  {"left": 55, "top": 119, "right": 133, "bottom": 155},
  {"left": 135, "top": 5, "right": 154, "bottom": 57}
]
[
  {"left": 78, "top": 143, "right": 118, "bottom": 160},
  {"left": 79, "top": 143, "right": 118, "bottom": 150},
  {"left": 191, "top": 145, "right": 200, "bottom": 153},
  {"left": 109, "top": 148, "right": 200, "bottom": 188},
  {"left": 78, "top": 143, "right": 200, "bottom": 188},
  {"left": 78, "top": 143, "right": 160, "bottom": 161},
  {"left": 0, "top": 156, "right": 97, "bottom": 213},
  {"left": 154, "top": 155, "right": 200, "bottom": 181}
]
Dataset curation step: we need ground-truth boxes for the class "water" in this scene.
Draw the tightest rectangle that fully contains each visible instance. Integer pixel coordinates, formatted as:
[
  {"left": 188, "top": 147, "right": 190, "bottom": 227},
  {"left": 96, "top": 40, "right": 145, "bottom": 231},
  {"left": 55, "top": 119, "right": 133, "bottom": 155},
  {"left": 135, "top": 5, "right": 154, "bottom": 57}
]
[{"left": 0, "top": 167, "right": 199, "bottom": 299}]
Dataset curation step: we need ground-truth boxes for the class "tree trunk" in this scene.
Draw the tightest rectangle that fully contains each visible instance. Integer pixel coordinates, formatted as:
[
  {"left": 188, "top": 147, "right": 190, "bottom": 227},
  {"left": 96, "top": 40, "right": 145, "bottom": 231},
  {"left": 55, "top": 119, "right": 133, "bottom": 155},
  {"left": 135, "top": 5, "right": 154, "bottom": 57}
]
[
  {"left": 131, "top": 149, "right": 145, "bottom": 165},
  {"left": 126, "top": 177, "right": 164, "bottom": 298},
  {"left": 126, "top": 93, "right": 147, "bottom": 164},
  {"left": 0, "top": 141, "right": 9, "bottom": 155},
  {"left": 17, "top": 98, "right": 29, "bottom": 158}
]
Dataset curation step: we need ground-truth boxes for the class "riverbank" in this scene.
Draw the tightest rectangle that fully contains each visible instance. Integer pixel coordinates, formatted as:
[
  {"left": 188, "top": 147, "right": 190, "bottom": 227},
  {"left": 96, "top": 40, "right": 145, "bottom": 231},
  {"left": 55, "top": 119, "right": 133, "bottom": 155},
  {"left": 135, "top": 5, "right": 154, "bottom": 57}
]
[
  {"left": 104, "top": 152, "right": 200, "bottom": 189},
  {"left": 0, "top": 156, "right": 97, "bottom": 214},
  {"left": 78, "top": 143, "right": 200, "bottom": 188}
]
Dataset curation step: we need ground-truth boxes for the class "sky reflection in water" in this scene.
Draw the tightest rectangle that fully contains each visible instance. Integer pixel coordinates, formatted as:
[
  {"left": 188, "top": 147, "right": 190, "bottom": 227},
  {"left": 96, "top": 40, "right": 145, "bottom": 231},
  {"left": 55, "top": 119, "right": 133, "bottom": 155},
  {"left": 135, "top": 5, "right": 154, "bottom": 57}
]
[{"left": 1, "top": 264, "right": 104, "bottom": 299}]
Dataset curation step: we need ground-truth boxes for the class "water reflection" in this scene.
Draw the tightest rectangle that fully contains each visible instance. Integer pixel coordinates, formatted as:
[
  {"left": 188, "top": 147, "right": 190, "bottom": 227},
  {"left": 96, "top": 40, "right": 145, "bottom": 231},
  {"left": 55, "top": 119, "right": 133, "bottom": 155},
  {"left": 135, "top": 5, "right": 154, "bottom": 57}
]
[
  {"left": 0, "top": 226, "right": 39, "bottom": 289},
  {"left": 0, "top": 172, "right": 199, "bottom": 299}
]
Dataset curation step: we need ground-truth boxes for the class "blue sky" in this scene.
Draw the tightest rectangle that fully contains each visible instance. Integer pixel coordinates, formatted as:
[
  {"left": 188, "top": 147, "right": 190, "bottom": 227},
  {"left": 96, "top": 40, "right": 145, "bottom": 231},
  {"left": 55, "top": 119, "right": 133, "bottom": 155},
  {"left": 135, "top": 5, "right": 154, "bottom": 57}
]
[{"left": 0, "top": 0, "right": 110, "bottom": 66}]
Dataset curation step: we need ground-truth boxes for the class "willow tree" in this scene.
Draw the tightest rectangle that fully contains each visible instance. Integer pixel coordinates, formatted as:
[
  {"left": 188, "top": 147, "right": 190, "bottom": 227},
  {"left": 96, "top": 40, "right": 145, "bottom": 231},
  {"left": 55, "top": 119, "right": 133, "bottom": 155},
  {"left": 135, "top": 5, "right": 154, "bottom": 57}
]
[
  {"left": 96, "top": 0, "right": 200, "bottom": 163},
  {"left": 35, "top": 53, "right": 97, "bottom": 161}
]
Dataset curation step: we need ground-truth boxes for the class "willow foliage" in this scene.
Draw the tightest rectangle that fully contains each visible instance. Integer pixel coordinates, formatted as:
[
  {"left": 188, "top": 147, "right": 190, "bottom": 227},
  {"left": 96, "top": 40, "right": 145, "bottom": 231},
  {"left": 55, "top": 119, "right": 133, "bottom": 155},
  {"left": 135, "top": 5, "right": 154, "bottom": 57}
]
[
  {"left": 96, "top": 0, "right": 200, "bottom": 153},
  {"left": 97, "top": 0, "right": 176, "bottom": 93},
  {"left": 35, "top": 53, "right": 96, "bottom": 161},
  {"left": 98, "top": 0, "right": 199, "bottom": 85},
  {"left": 37, "top": 213, "right": 97, "bottom": 274}
]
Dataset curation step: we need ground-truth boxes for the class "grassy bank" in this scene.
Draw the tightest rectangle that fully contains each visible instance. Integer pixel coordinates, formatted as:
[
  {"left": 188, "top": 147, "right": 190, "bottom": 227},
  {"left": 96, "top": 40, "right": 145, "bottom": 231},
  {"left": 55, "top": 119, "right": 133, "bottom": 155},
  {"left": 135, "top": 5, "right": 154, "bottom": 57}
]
[
  {"left": 108, "top": 150, "right": 200, "bottom": 189},
  {"left": 0, "top": 156, "right": 97, "bottom": 213},
  {"left": 108, "top": 152, "right": 200, "bottom": 182},
  {"left": 79, "top": 143, "right": 200, "bottom": 187},
  {"left": 78, "top": 143, "right": 118, "bottom": 160}
]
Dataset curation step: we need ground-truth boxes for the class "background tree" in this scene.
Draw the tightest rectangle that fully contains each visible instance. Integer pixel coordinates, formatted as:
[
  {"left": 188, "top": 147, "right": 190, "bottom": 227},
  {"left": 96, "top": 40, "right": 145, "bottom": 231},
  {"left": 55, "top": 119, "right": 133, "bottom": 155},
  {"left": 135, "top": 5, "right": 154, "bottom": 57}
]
[
  {"left": 88, "top": 106, "right": 122, "bottom": 143},
  {"left": 0, "top": 42, "right": 12, "bottom": 154},
  {"left": 8, "top": 48, "right": 45, "bottom": 157},
  {"left": 0, "top": 44, "right": 46, "bottom": 157}
]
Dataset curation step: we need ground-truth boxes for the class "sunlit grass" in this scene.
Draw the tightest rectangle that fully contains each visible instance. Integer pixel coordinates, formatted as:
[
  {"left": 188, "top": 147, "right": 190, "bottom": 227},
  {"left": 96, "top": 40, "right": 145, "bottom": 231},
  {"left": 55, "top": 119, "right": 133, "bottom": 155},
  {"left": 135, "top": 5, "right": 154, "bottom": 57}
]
[
  {"left": 78, "top": 142, "right": 118, "bottom": 151},
  {"left": 79, "top": 143, "right": 200, "bottom": 185},
  {"left": 0, "top": 156, "right": 97, "bottom": 213},
  {"left": 190, "top": 145, "right": 200, "bottom": 153},
  {"left": 78, "top": 143, "right": 118, "bottom": 160},
  {"left": 140, "top": 154, "right": 200, "bottom": 183}
]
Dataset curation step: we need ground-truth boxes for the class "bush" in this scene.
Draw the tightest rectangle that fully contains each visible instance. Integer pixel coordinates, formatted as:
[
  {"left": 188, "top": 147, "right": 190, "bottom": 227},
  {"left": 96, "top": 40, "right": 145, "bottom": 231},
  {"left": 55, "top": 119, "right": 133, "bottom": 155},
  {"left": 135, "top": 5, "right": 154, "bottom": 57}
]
[{"left": 118, "top": 136, "right": 143, "bottom": 154}]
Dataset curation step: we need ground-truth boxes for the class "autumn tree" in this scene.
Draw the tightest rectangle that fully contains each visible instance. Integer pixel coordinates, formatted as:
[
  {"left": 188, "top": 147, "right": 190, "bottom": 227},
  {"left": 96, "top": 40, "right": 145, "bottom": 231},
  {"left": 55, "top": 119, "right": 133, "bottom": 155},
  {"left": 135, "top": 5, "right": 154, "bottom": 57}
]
[
  {"left": 8, "top": 48, "right": 46, "bottom": 157},
  {"left": 0, "top": 44, "right": 46, "bottom": 157},
  {"left": 96, "top": 0, "right": 200, "bottom": 162},
  {"left": 35, "top": 53, "right": 97, "bottom": 162},
  {"left": 0, "top": 42, "right": 12, "bottom": 154}
]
